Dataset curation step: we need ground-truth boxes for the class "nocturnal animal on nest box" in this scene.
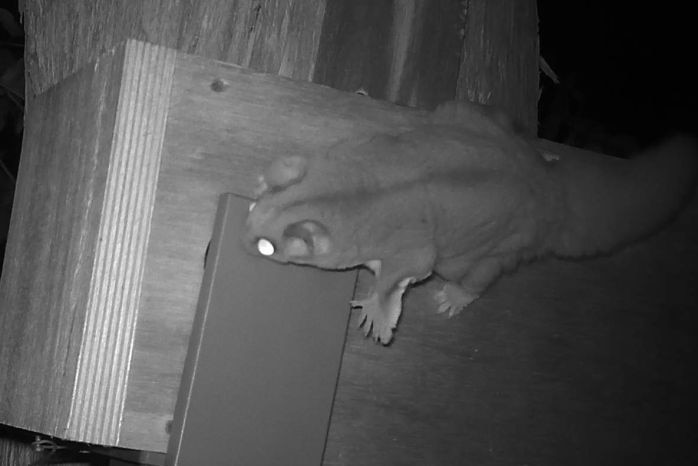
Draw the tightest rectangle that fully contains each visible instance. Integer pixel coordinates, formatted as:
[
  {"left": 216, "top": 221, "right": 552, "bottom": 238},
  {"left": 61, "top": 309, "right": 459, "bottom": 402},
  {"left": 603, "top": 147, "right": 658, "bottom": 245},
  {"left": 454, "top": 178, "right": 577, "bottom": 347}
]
[{"left": 243, "top": 100, "right": 698, "bottom": 345}]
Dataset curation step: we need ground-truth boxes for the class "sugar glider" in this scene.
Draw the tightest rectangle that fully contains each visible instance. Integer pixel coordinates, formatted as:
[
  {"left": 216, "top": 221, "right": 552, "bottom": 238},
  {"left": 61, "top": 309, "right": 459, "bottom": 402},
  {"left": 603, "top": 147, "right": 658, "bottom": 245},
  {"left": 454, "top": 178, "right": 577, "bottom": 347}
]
[{"left": 243, "top": 100, "right": 697, "bottom": 344}]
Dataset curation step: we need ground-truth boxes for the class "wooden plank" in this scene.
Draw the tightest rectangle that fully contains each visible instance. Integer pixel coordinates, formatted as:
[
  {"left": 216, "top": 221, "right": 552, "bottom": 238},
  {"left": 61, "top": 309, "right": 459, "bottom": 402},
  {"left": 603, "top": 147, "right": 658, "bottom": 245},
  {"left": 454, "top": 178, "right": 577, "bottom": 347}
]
[
  {"left": 118, "top": 49, "right": 432, "bottom": 451},
  {"left": 20, "top": 0, "right": 327, "bottom": 96},
  {"left": 66, "top": 41, "right": 176, "bottom": 445},
  {"left": 124, "top": 47, "right": 698, "bottom": 456},
  {"left": 166, "top": 194, "right": 354, "bottom": 466},
  {"left": 457, "top": 0, "right": 539, "bottom": 133},
  {"left": 0, "top": 39, "right": 177, "bottom": 446},
  {"left": 323, "top": 202, "right": 698, "bottom": 463},
  {"left": 314, "top": 0, "right": 463, "bottom": 109},
  {"left": 0, "top": 39, "right": 127, "bottom": 438},
  {"left": 21, "top": 0, "right": 470, "bottom": 109}
]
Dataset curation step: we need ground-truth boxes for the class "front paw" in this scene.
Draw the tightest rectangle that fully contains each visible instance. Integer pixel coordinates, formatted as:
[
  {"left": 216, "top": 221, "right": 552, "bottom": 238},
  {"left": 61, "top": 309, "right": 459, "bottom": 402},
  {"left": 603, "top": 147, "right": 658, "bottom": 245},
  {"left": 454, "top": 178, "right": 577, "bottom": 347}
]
[
  {"left": 351, "top": 294, "right": 395, "bottom": 345},
  {"left": 434, "top": 282, "right": 479, "bottom": 317}
]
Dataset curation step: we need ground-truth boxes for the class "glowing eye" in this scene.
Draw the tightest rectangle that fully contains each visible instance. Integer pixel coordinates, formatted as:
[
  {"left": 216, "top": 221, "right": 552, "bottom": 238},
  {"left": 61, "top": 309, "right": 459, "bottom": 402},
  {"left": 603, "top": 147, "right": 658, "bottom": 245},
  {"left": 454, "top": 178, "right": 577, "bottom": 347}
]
[
  {"left": 256, "top": 238, "right": 275, "bottom": 256},
  {"left": 248, "top": 202, "right": 256, "bottom": 212}
]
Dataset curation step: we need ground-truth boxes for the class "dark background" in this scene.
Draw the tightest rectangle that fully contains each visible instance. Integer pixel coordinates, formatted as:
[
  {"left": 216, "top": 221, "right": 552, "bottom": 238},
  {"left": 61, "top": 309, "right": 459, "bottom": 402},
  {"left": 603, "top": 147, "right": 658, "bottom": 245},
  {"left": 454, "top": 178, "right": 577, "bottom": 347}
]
[{"left": 538, "top": 1, "right": 697, "bottom": 151}]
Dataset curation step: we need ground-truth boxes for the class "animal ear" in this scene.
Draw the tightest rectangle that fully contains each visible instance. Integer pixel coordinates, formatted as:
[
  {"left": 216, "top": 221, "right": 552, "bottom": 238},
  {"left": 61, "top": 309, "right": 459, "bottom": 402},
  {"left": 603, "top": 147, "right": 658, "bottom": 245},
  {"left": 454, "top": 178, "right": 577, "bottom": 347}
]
[
  {"left": 255, "top": 155, "right": 308, "bottom": 196},
  {"left": 282, "top": 220, "right": 331, "bottom": 257}
]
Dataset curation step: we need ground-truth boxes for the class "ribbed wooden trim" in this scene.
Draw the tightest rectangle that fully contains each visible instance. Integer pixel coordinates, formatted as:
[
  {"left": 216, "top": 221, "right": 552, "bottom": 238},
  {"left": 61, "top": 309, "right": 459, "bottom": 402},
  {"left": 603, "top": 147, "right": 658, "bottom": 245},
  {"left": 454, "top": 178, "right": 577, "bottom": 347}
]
[{"left": 67, "top": 40, "right": 176, "bottom": 444}]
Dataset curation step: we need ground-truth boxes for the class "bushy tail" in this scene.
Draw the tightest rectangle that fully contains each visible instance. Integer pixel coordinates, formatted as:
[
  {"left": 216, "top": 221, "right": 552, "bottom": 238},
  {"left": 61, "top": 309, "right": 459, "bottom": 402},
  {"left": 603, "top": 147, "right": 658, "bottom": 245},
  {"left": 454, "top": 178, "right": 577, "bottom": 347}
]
[{"left": 541, "top": 136, "right": 698, "bottom": 257}]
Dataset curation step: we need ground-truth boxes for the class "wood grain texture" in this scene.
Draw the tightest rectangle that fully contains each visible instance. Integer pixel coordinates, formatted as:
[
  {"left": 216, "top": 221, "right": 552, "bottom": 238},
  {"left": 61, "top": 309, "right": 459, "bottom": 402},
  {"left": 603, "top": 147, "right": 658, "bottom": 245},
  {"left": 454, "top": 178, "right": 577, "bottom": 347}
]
[
  {"left": 457, "top": 0, "right": 540, "bottom": 133},
  {"left": 314, "top": 0, "right": 463, "bottom": 109},
  {"left": 0, "top": 39, "right": 125, "bottom": 437},
  {"left": 117, "top": 52, "right": 430, "bottom": 451},
  {"left": 0, "top": 427, "right": 43, "bottom": 466},
  {"left": 0, "top": 39, "right": 176, "bottom": 447},
  {"left": 20, "top": 0, "right": 327, "bottom": 96},
  {"left": 67, "top": 41, "right": 176, "bottom": 445}
]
